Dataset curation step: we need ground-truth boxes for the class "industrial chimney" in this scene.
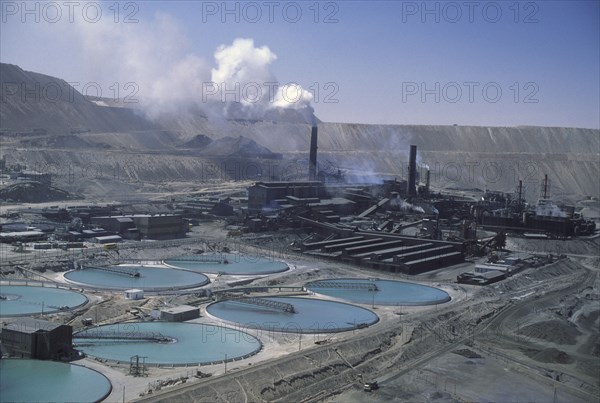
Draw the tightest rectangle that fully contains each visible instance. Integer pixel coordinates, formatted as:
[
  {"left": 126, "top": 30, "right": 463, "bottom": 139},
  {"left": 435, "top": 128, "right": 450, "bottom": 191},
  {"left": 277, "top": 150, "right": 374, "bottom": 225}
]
[
  {"left": 425, "top": 169, "right": 431, "bottom": 194},
  {"left": 309, "top": 125, "right": 318, "bottom": 181},
  {"left": 408, "top": 144, "right": 417, "bottom": 197}
]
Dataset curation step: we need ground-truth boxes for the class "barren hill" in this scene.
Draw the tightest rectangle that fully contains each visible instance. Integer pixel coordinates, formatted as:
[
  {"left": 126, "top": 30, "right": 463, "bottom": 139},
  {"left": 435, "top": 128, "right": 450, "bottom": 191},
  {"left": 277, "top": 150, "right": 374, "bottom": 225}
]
[
  {"left": 0, "top": 63, "right": 157, "bottom": 134},
  {"left": 1, "top": 63, "right": 598, "bottom": 202}
]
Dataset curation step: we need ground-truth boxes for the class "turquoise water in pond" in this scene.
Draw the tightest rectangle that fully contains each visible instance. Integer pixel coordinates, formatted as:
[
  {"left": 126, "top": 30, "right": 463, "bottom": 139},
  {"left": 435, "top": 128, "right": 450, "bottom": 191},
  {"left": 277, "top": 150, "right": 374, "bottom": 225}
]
[
  {"left": 0, "top": 285, "right": 88, "bottom": 316},
  {"left": 164, "top": 254, "right": 289, "bottom": 275},
  {"left": 64, "top": 266, "right": 209, "bottom": 291},
  {"left": 304, "top": 278, "right": 451, "bottom": 306},
  {"left": 74, "top": 322, "right": 261, "bottom": 365},
  {"left": 206, "top": 297, "right": 378, "bottom": 333},
  {"left": 0, "top": 359, "right": 111, "bottom": 403}
]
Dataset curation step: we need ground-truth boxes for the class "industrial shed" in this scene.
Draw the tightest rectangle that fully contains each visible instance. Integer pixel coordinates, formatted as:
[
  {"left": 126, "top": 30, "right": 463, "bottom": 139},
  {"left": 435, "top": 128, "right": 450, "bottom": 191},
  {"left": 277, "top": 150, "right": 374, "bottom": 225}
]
[
  {"left": 160, "top": 305, "right": 200, "bottom": 322},
  {"left": 1, "top": 318, "right": 73, "bottom": 360},
  {"left": 91, "top": 235, "right": 123, "bottom": 244},
  {"left": 124, "top": 289, "right": 144, "bottom": 300},
  {"left": 90, "top": 214, "right": 187, "bottom": 239},
  {"left": 0, "top": 230, "right": 47, "bottom": 243}
]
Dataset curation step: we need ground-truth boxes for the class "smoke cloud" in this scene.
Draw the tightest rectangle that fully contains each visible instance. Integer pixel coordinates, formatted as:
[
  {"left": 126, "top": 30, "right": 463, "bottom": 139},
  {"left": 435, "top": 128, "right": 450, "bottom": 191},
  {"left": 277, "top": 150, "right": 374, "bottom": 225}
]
[
  {"left": 54, "top": 12, "right": 314, "bottom": 122},
  {"left": 535, "top": 201, "right": 567, "bottom": 217},
  {"left": 207, "top": 38, "right": 314, "bottom": 121},
  {"left": 68, "top": 12, "right": 209, "bottom": 116},
  {"left": 389, "top": 196, "right": 426, "bottom": 213},
  {"left": 417, "top": 152, "right": 429, "bottom": 170}
]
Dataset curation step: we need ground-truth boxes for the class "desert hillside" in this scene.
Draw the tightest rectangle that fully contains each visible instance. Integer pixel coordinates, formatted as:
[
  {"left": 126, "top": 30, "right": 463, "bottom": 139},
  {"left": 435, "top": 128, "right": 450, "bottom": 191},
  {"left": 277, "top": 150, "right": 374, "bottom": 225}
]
[{"left": 1, "top": 63, "right": 598, "bottom": 202}]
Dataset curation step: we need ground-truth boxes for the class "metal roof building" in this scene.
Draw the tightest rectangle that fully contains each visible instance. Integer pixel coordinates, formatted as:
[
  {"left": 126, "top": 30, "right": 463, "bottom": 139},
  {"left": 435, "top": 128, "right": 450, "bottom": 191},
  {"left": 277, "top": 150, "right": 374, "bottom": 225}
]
[{"left": 1, "top": 318, "right": 73, "bottom": 360}]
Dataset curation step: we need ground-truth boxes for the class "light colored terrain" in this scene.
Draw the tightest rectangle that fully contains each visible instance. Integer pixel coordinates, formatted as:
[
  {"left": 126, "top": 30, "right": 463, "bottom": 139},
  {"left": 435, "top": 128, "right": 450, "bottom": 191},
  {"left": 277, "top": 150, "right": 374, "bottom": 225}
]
[{"left": 2, "top": 63, "right": 599, "bottom": 204}]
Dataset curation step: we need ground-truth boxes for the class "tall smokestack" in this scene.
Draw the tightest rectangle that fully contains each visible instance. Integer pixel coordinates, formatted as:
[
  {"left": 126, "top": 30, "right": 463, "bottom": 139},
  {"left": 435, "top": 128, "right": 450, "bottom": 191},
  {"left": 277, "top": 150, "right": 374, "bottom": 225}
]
[
  {"left": 518, "top": 179, "right": 523, "bottom": 211},
  {"left": 309, "top": 125, "right": 318, "bottom": 181},
  {"left": 408, "top": 144, "right": 417, "bottom": 197},
  {"left": 425, "top": 169, "right": 431, "bottom": 194}
]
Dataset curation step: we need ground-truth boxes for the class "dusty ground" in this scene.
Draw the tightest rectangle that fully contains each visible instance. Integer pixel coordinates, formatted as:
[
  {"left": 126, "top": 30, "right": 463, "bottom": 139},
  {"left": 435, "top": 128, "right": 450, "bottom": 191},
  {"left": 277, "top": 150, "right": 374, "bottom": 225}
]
[
  {"left": 134, "top": 245, "right": 597, "bottom": 402},
  {"left": 325, "top": 254, "right": 600, "bottom": 403},
  {"left": 1, "top": 220, "right": 598, "bottom": 403},
  {"left": 2, "top": 63, "right": 599, "bottom": 402}
]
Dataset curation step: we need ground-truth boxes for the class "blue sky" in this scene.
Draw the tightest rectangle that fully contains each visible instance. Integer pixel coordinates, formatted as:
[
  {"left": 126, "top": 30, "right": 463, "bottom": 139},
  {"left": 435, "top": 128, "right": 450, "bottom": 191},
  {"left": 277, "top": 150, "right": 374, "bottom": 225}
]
[{"left": 1, "top": 0, "right": 599, "bottom": 128}]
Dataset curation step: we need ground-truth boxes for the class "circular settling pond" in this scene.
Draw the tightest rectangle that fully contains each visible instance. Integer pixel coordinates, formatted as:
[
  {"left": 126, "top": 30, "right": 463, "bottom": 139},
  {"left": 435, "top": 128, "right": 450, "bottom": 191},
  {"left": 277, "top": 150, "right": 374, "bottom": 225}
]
[
  {"left": 64, "top": 266, "right": 209, "bottom": 291},
  {"left": 304, "top": 278, "right": 451, "bottom": 306},
  {"left": 0, "top": 285, "right": 88, "bottom": 317},
  {"left": 164, "top": 254, "right": 289, "bottom": 275},
  {"left": 74, "top": 322, "right": 261, "bottom": 365},
  {"left": 0, "top": 359, "right": 111, "bottom": 403},
  {"left": 206, "top": 297, "right": 378, "bottom": 333}
]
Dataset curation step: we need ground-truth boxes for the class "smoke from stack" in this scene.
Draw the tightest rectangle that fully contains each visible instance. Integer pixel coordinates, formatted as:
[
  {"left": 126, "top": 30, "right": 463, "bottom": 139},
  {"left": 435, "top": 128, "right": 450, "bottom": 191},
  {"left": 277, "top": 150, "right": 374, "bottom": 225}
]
[
  {"left": 309, "top": 125, "right": 318, "bottom": 181},
  {"left": 59, "top": 15, "right": 316, "bottom": 121},
  {"left": 389, "top": 193, "right": 426, "bottom": 213},
  {"left": 408, "top": 145, "right": 417, "bottom": 197}
]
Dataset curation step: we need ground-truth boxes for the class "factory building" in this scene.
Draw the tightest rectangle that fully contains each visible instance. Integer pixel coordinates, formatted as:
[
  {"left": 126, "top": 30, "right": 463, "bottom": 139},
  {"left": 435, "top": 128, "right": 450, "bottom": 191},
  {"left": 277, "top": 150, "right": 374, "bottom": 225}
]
[
  {"left": 1, "top": 318, "right": 73, "bottom": 360},
  {"left": 81, "top": 228, "right": 111, "bottom": 239},
  {"left": 299, "top": 220, "right": 464, "bottom": 274},
  {"left": 131, "top": 214, "right": 187, "bottom": 239},
  {"left": 69, "top": 205, "right": 116, "bottom": 224},
  {"left": 90, "top": 216, "right": 140, "bottom": 240},
  {"left": 0, "top": 230, "right": 47, "bottom": 243},
  {"left": 479, "top": 211, "right": 595, "bottom": 237},
  {"left": 91, "top": 214, "right": 187, "bottom": 240},
  {"left": 180, "top": 199, "right": 234, "bottom": 217},
  {"left": 475, "top": 263, "right": 513, "bottom": 274},
  {"left": 248, "top": 181, "right": 328, "bottom": 213},
  {"left": 457, "top": 270, "right": 507, "bottom": 285},
  {"left": 91, "top": 235, "right": 123, "bottom": 244},
  {"left": 160, "top": 305, "right": 200, "bottom": 322}
]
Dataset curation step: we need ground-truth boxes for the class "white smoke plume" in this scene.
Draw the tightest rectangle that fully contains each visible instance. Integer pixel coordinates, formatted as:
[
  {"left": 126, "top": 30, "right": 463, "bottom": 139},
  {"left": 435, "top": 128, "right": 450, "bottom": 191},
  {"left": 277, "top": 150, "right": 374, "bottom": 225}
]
[
  {"left": 389, "top": 196, "right": 426, "bottom": 213},
  {"left": 535, "top": 201, "right": 567, "bottom": 217},
  {"left": 67, "top": 11, "right": 210, "bottom": 116},
  {"left": 417, "top": 154, "right": 429, "bottom": 170},
  {"left": 207, "top": 38, "right": 314, "bottom": 121},
  {"left": 44, "top": 10, "right": 315, "bottom": 122}
]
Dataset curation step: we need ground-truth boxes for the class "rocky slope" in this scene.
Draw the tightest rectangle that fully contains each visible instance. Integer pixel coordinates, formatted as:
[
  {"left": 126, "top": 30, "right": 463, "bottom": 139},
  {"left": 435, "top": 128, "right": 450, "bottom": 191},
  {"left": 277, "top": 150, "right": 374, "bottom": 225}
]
[{"left": 1, "top": 63, "right": 598, "bottom": 202}]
